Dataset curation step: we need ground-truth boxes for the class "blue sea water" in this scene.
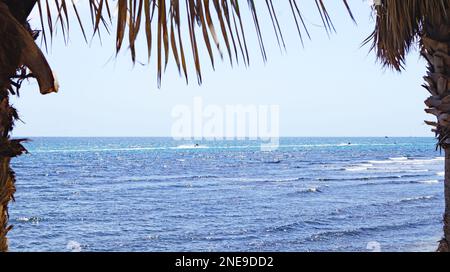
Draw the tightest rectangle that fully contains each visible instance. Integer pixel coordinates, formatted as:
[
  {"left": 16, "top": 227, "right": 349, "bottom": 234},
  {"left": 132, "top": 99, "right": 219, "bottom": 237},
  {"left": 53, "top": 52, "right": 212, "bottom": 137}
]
[{"left": 7, "top": 137, "right": 445, "bottom": 252}]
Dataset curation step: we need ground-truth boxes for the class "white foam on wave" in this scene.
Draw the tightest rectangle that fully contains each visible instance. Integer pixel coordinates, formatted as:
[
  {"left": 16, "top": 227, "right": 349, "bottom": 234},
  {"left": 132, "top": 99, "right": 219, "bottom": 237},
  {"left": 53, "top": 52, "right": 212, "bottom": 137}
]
[
  {"left": 272, "top": 177, "right": 300, "bottom": 182},
  {"left": 292, "top": 186, "right": 323, "bottom": 194},
  {"left": 367, "top": 168, "right": 429, "bottom": 174},
  {"left": 368, "top": 160, "right": 396, "bottom": 164},
  {"left": 345, "top": 167, "right": 368, "bottom": 172},
  {"left": 389, "top": 157, "right": 408, "bottom": 161},
  {"left": 368, "top": 156, "right": 444, "bottom": 165},
  {"left": 16, "top": 216, "right": 40, "bottom": 223},
  {"left": 288, "top": 143, "right": 410, "bottom": 148},
  {"left": 437, "top": 171, "right": 445, "bottom": 176},
  {"left": 410, "top": 157, "right": 444, "bottom": 163},
  {"left": 34, "top": 146, "right": 165, "bottom": 153},
  {"left": 231, "top": 176, "right": 302, "bottom": 183},
  {"left": 307, "top": 187, "right": 322, "bottom": 193},
  {"left": 173, "top": 144, "right": 209, "bottom": 149},
  {"left": 400, "top": 196, "right": 434, "bottom": 202},
  {"left": 416, "top": 180, "right": 440, "bottom": 184},
  {"left": 283, "top": 143, "right": 357, "bottom": 148},
  {"left": 369, "top": 157, "right": 409, "bottom": 164},
  {"left": 343, "top": 155, "right": 441, "bottom": 174},
  {"left": 345, "top": 164, "right": 373, "bottom": 172},
  {"left": 66, "top": 240, "right": 82, "bottom": 252}
]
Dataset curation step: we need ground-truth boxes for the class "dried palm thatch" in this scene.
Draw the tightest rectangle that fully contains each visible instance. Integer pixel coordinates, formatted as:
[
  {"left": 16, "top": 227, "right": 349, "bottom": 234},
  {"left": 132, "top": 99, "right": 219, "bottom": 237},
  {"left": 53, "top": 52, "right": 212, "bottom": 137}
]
[
  {"left": 31, "top": 0, "right": 354, "bottom": 86},
  {"left": 367, "top": 0, "right": 450, "bottom": 69}
]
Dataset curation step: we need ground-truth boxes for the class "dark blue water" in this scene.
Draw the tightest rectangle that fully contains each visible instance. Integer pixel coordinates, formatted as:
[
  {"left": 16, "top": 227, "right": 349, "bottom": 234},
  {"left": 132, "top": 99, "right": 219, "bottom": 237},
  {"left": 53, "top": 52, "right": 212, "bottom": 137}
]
[{"left": 8, "top": 137, "right": 445, "bottom": 251}]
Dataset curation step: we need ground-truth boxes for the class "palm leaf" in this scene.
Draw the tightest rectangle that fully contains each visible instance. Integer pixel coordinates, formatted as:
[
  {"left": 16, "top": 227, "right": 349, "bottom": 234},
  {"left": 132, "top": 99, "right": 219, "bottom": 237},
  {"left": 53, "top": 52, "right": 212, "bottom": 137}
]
[
  {"left": 367, "top": 0, "right": 450, "bottom": 70},
  {"left": 34, "top": 0, "right": 354, "bottom": 85}
]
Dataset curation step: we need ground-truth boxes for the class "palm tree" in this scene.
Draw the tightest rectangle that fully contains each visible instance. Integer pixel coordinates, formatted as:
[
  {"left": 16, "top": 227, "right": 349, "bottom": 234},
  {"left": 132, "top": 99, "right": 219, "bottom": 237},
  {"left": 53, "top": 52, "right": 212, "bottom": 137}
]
[
  {"left": 0, "top": 0, "right": 57, "bottom": 251},
  {"left": 0, "top": 0, "right": 449, "bottom": 252},
  {"left": 366, "top": 0, "right": 450, "bottom": 252}
]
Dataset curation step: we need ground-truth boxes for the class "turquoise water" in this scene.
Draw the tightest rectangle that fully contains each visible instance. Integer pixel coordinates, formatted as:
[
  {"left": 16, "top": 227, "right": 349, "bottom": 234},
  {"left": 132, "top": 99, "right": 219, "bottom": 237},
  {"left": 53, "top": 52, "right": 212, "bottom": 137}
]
[{"left": 7, "top": 137, "right": 445, "bottom": 251}]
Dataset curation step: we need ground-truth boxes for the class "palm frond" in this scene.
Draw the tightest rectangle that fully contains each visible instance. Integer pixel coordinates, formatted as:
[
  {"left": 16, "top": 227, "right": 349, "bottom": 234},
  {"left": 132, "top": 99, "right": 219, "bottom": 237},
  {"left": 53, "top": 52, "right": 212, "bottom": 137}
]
[
  {"left": 367, "top": 0, "right": 450, "bottom": 70},
  {"left": 33, "top": 0, "right": 354, "bottom": 86}
]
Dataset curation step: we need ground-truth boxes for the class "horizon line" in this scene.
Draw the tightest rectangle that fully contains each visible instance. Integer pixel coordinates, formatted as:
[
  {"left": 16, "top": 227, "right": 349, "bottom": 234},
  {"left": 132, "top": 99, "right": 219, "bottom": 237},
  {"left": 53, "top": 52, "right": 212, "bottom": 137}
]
[{"left": 12, "top": 135, "right": 435, "bottom": 138}]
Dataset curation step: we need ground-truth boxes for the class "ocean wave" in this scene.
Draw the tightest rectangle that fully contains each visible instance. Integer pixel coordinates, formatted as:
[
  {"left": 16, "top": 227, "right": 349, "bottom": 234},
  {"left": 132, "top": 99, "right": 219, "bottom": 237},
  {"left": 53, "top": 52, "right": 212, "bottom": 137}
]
[
  {"left": 344, "top": 168, "right": 429, "bottom": 174},
  {"left": 33, "top": 145, "right": 253, "bottom": 153},
  {"left": 326, "top": 194, "right": 438, "bottom": 220},
  {"left": 318, "top": 174, "right": 428, "bottom": 182},
  {"left": 344, "top": 164, "right": 373, "bottom": 172},
  {"left": 233, "top": 177, "right": 305, "bottom": 183},
  {"left": 357, "top": 179, "right": 440, "bottom": 187},
  {"left": 306, "top": 187, "right": 322, "bottom": 193},
  {"left": 369, "top": 195, "right": 436, "bottom": 204},
  {"left": 266, "top": 218, "right": 335, "bottom": 234},
  {"left": 281, "top": 143, "right": 408, "bottom": 148},
  {"left": 117, "top": 174, "right": 219, "bottom": 183},
  {"left": 32, "top": 146, "right": 166, "bottom": 153},
  {"left": 263, "top": 160, "right": 282, "bottom": 164},
  {"left": 368, "top": 157, "right": 443, "bottom": 165},
  {"left": 306, "top": 219, "right": 430, "bottom": 242},
  {"left": 31, "top": 145, "right": 209, "bottom": 153},
  {"left": 66, "top": 240, "right": 82, "bottom": 252},
  {"left": 188, "top": 175, "right": 219, "bottom": 180},
  {"left": 28, "top": 142, "right": 416, "bottom": 153},
  {"left": 266, "top": 221, "right": 303, "bottom": 233},
  {"left": 412, "top": 180, "right": 440, "bottom": 184},
  {"left": 398, "top": 195, "right": 435, "bottom": 203},
  {"left": 342, "top": 156, "right": 442, "bottom": 174},
  {"left": 272, "top": 177, "right": 304, "bottom": 183},
  {"left": 27, "top": 141, "right": 434, "bottom": 155},
  {"left": 291, "top": 186, "right": 323, "bottom": 194},
  {"left": 16, "top": 216, "right": 41, "bottom": 223},
  {"left": 389, "top": 156, "right": 409, "bottom": 161},
  {"left": 172, "top": 144, "right": 209, "bottom": 149},
  {"left": 306, "top": 229, "right": 360, "bottom": 241}
]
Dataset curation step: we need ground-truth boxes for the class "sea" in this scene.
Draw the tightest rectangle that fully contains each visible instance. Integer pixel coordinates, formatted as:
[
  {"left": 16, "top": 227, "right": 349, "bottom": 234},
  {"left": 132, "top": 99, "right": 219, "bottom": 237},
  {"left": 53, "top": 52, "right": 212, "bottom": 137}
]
[{"left": 7, "top": 137, "right": 446, "bottom": 252}]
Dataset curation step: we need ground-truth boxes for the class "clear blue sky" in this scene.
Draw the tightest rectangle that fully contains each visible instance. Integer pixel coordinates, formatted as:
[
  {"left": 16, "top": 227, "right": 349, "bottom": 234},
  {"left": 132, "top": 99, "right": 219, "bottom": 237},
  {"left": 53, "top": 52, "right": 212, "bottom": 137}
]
[{"left": 11, "top": 0, "right": 431, "bottom": 137}]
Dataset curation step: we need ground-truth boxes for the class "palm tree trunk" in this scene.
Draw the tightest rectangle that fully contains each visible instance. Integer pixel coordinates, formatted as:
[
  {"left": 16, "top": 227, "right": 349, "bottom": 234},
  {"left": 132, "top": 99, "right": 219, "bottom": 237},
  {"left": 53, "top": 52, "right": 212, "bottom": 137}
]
[
  {"left": 0, "top": 25, "right": 15, "bottom": 252},
  {"left": 0, "top": 69, "right": 23, "bottom": 252},
  {"left": 0, "top": 67, "right": 27, "bottom": 253},
  {"left": 0, "top": 68, "right": 29, "bottom": 253},
  {"left": 0, "top": 144, "right": 15, "bottom": 252},
  {"left": 422, "top": 17, "right": 450, "bottom": 252},
  {"left": 0, "top": 1, "right": 20, "bottom": 252},
  {"left": 439, "top": 149, "right": 450, "bottom": 252},
  {"left": 0, "top": 0, "right": 53, "bottom": 251},
  {"left": 0, "top": 102, "right": 26, "bottom": 252}
]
